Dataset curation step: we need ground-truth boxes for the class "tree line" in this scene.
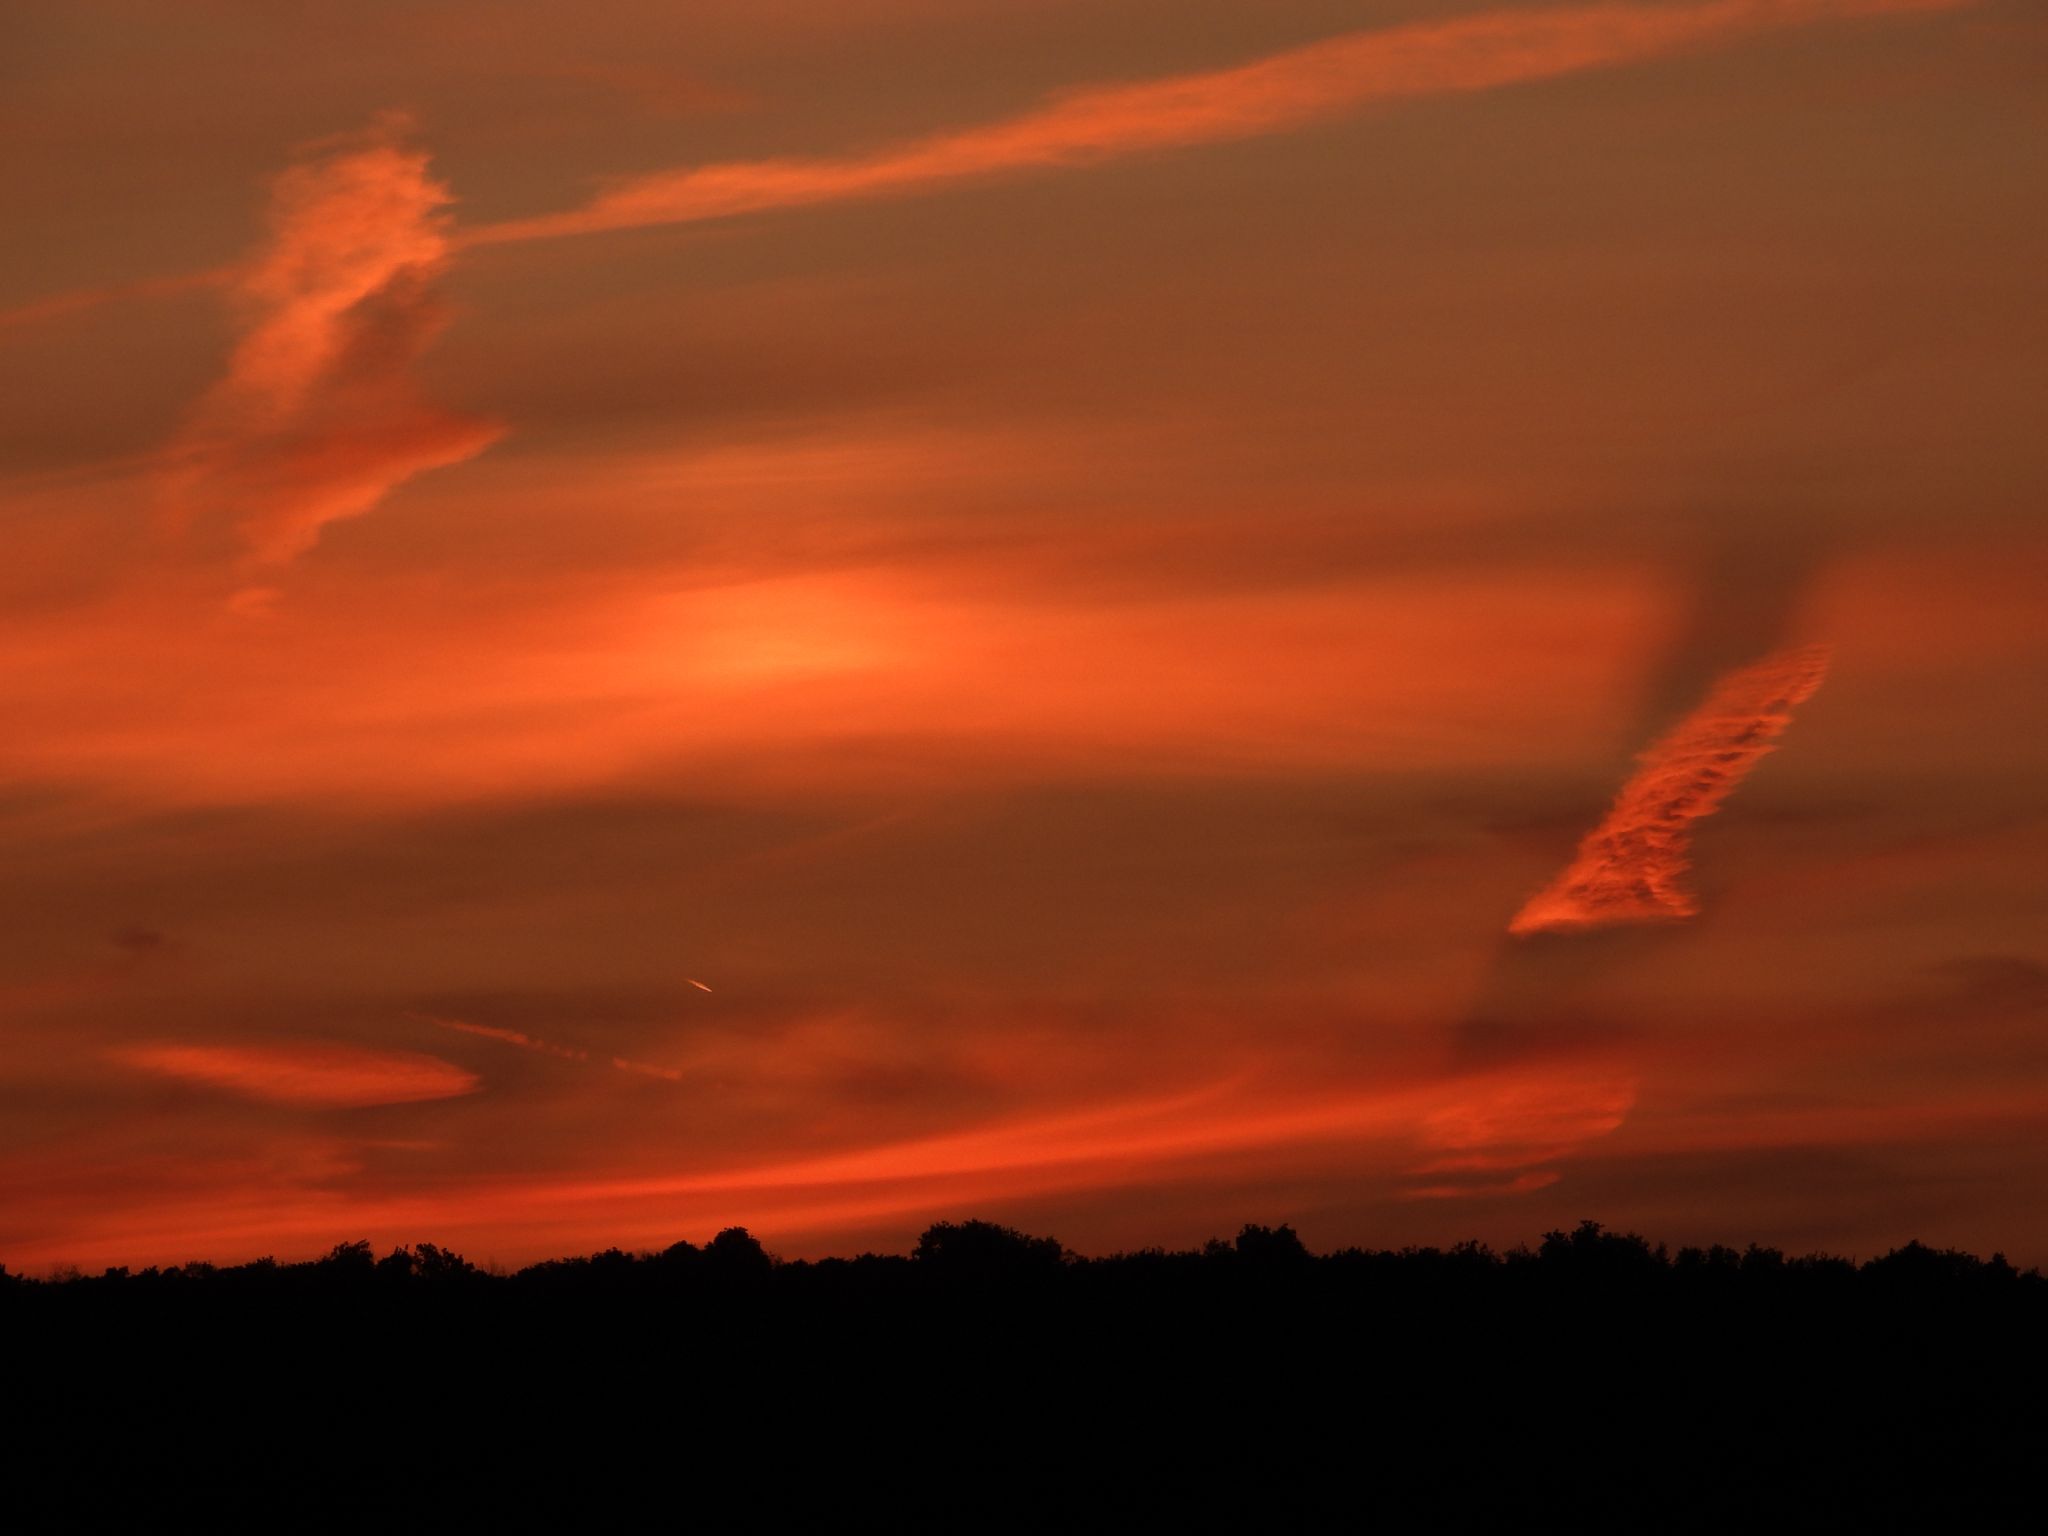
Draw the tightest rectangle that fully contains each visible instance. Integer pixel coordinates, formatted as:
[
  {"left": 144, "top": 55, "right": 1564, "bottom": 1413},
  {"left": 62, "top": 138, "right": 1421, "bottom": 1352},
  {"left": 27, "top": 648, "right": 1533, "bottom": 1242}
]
[
  {"left": 6, "top": 1217, "right": 2041, "bottom": 1300},
  {"left": 8, "top": 1218, "right": 2045, "bottom": 1527}
]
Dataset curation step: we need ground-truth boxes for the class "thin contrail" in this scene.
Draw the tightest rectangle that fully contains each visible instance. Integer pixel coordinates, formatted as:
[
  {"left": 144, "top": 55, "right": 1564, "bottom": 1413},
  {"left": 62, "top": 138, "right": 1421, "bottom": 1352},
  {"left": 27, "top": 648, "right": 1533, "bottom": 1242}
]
[
  {"left": 460, "top": 0, "right": 1971, "bottom": 248},
  {"left": 2, "top": 0, "right": 1975, "bottom": 327},
  {"left": 417, "top": 1011, "right": 680, "bottom": 1081}
]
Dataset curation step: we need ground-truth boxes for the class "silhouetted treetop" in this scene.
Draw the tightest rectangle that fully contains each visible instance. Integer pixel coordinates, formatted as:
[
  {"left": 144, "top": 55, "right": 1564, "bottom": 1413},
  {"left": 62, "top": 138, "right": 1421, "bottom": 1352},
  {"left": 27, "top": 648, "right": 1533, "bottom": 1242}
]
[
  {"left": 1231, "top": 1222, "right": 1312, "bottom": 1266},
  {"left": 705, "top": 1226, "right": 773, "bottom": 1275},
  {"left": 912, "top": 1219, "right": 1067, "bottom": 1278}
]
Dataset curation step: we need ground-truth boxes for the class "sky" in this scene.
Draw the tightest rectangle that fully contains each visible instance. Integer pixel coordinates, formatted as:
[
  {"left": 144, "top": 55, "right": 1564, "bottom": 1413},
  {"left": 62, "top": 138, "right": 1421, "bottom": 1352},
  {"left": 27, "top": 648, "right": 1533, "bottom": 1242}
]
[{"left": 2, "top": 0, "right": 2044, "bottom": 1271}]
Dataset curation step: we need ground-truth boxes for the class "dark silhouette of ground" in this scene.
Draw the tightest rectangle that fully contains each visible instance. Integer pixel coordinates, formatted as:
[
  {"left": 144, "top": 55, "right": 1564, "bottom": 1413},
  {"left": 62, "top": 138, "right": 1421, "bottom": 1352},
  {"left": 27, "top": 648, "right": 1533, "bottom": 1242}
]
[{"left": 5, "top": 1219, "right": 2042, "bottom": 1528}]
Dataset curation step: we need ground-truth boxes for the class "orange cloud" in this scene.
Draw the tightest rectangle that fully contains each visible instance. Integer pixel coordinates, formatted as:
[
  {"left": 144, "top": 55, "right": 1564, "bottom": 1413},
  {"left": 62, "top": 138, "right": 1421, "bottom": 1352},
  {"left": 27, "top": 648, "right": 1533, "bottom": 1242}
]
[
  {"left": 20, "top": 1063, "right": 2048, "bottom": 1272},
  {"left": 1, "top": 0, "right": 1974, "bottom": 336},
  {"left": 1413, "top": 1072, "right": 1638, "bottom": 1174},
  {"left": 1510, "top": 644, "right": 1832, "bottom": 935},
  {"left": 1404, "top": 1171, "right": 1562, "bottom": 1201},
  {"left": 0, "top": 267, "right": 231, "bottom": 332},
  {"left": 466, "top": 0, "right": 1972, "bottom": 248},
  {"left": 110, "top": 1042, "right": 478, "bottom": 1108},
  {"left": 448, "top": 1064, "right": 1633, "bottom": 1215},
  {"left": 0, "top": 531, "right": 1661, "bottom": 809},
  {"left": 1401, "top": 1071, "right": 1637, "bottom": 1198},
  {"left": 39, "top": 1067, "right": 1626, "bottom": 1268},
  {"left": 611, "top": 1057, "right": 684, "bottom": 1082},
  {"left": 422, "top": 1013, "right": 677, "bottom": 1081},
  {"left": 424, "top": 1014, "right": 590, "bottom": 1063},
  {"left": 158, "top": 118, "right": 502, "bottom": 569}
]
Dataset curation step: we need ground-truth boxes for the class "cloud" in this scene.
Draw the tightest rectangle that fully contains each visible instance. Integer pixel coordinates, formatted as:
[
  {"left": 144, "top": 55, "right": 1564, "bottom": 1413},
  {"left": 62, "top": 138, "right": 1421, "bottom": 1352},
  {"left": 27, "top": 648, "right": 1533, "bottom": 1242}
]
[
  {"left": 1399, "top": 1069, "right": 1637, "bottom": 1198},
  {"left": 423, "top": 1014, "right": 590, "bottom": 1063},
  {"left": 420, "top": 1012, "right": 678, "bottom": 1082},
  {"left": 0, "top": 267, "right": 230, "bottom": 332},
  {"left": 459, "top": 1063, "right": 1632, "bottom": 1209},
  {"left": 110, "top": 1042, "right": 478, "bottom": 1108},
  {"left": 1404, "top": 1170, "right": 1562, "bottom": 1201},
  {"left": 1, "top": 0, "right": 1975, "bottom": 337},
  {"left": 1412, "top": 1071, "right": 1638, "bottom": 1173},
  {"left": 157, "top": 118, "right": 502, "bottom": 569},
  {"left": 1510, "top": 644, "right": 1831, "bottom": 935},
  {"left": 464, "top": 0, "right": 1973, "bottom": 247},
  {"left": 611, "top": 1057, "right": 684, "bottom": 1082}
]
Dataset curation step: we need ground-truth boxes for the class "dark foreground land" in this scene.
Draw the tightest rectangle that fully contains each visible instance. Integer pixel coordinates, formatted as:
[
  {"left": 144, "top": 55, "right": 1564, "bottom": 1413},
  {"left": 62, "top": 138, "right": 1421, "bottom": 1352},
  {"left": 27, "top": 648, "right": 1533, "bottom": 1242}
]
[{"left": 7, "top": 1220, "right": 2044, "bottom": 1528}]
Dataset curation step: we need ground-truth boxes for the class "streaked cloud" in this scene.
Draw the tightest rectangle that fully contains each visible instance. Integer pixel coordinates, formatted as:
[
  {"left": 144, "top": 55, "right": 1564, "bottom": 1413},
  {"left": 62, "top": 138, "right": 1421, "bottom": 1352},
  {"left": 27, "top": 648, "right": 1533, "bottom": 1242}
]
[
  {"left": 440, "top": 1065, "right": 1635, "bottom": 1207},
  {"left": 421, "top": 1012, "right": 678, "bottom": 1082},
  {"left": 0, "top": 0, "right": 1977, "bottom": 340},
  {"left": 466, "top": 0, "right": 1973, "bottom": 247},
  {"left": 1510, "top": 645, "right": 1831, "bottom": 935},
  {"left": 1407, "top": 1071, "right": 1639, "bottom": 1196},
  {"left": 156, "top": 117, "right": 502, "bottom": 570},
  {"left": 110, "top": 1042, "right": 478, "bottom": 1108},
  {"left": 0, "top": 267, "right": 230, "bottom": 333},
  {"left": 423, "top": 1014, "right": 590, "bottom": 1063}
]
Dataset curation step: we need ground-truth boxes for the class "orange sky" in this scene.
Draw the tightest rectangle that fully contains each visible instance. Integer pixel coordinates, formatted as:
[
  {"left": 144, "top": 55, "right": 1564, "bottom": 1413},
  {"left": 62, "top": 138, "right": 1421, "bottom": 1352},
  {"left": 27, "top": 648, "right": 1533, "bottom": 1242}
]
[{"left": 3, "top": 0, "right": 2045, "bottom": 1271}]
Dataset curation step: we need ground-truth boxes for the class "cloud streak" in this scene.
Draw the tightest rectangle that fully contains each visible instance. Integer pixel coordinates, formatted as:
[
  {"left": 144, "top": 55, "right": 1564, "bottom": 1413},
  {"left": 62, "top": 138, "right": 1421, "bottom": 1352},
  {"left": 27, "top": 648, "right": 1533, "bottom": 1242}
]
[
  {"left": 1510, "top": 644, "right": 1832, "bottom": 935},
  {"left": 475, "top": 1065, "right": 1635, "bottom": 1209},
  {"left": 426, "top": 1015, "right": 590, "bottom": 1063},
  {"left": 1407, "top": 1071, "right": 1638, "bottom": 1193},
  {"left": 0, "top": 267, "right": 231, "bottom": 332},
  {"left": 157, "top": 119, "right": 502, "bottom": 570},
  {"left": 2, "top": 2, "right": 1969, "bottom": 333},
  {"left": 420, "top": 1013, "right": 679, "bottom": 1082},
  {"left": 465, "top": 0, "right": 1971, "bottom": 247},
  {"left": 111, "top": 1042, "right": 478, "bottom": 1108}
]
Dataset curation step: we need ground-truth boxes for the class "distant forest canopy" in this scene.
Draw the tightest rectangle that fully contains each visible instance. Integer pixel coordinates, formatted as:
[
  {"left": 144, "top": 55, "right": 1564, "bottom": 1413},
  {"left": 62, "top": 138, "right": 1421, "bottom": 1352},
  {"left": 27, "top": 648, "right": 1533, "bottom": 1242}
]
[{"left": 5, "top": 1219, "right": 2044, "bottom": 1295}]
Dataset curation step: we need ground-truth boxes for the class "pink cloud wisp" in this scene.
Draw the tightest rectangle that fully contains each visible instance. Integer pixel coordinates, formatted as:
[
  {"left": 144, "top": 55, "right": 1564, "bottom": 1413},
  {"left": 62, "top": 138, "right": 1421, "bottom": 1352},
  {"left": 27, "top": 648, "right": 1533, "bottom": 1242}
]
[
  {"left": 157, "top": 120, "right": 502, "bottom": 569},
  {"left": 466, "top": 0, "right": 1973, "bottom": 247}
]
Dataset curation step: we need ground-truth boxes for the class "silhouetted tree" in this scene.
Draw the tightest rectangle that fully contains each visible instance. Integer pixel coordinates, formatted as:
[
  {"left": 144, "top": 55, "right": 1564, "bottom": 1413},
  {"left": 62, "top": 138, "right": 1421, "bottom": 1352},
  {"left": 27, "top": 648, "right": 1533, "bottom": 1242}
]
[
  {"left": 704, "top": 1226, "right": 773, "bottom": 1279},
  {"left": 1864, "top": 1239, "right": 2011, "bottom": 1287},
  {"left": 1232, "top": 1222, "right": 1311, "bottom": 1266},
  {"left": 409, "top": 1243, "right": 474, "bottom": 1282},
  {"left": 913, "top": 1220, "right": 1066, "bottom": 1281},
  {"left": 655, "top": 1238, "right": 701, "bottom": 1271},
  {"left": 1537, "top": 1220, "right": 1664, "bottom": 1281},
  {"left": 318, "top": 1240, "right": 375, "bottom": 1278}
]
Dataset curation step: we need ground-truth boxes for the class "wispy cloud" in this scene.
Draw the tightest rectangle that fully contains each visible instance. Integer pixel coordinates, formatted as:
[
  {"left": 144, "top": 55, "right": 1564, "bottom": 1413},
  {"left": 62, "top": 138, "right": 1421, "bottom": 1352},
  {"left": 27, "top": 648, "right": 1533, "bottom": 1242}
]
[
  {"left": 419, "top": 1013, "right": 678, "bottom": 1082},
  {"left": 1510, "top": 644, "right": 1832, "bottom": 935},
  {"left": 425, "top": 1015, "right": 590, "bottom": 1063},
  {"left": 4, "top": 3, "right": 1971, "bottom": 333},
  {"left": 157, "top": 117, "right": 502, "bottom": 570},
  {"left": 465, "top": 0, "right": 1972, "bottom": 247},
  {"left": 484, "top": 1065, "right": 1633, "bottom": 1205},
  {"left": 0, "top": 267, "right": 231, "bottom": 332},
  {"left": 611, "top": 1056, "right": 684, "bottom": 1082},
  {"left": 1401, "top": 1071, "right": 1637, "bottom": 1198},
  {"left": 110, "top": 1042, "right": 477, "bottom": 1108}
]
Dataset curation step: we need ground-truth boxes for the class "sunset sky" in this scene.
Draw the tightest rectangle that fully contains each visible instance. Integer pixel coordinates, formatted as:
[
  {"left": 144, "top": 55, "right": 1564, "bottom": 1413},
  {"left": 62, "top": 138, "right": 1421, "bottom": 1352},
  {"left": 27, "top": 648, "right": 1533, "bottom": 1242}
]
[{"left": 3, "top": 0, "right": 2044, "bottom": 1271}]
